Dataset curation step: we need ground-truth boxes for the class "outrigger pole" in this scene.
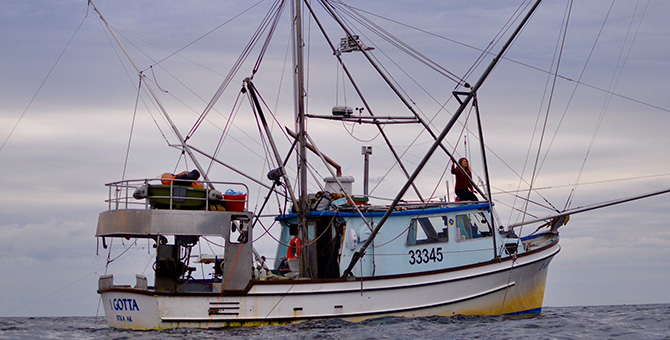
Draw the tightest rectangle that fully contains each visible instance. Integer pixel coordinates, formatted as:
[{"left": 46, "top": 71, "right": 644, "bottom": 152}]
[
  {"left": 507, "top": 188, "right": 670, "bottom": 230},
  {"left": 88, "top": 0, "right": 213, "bottom": 188},
  {"left": 342, "top": 0, "right": 543, "bottom": 277}
]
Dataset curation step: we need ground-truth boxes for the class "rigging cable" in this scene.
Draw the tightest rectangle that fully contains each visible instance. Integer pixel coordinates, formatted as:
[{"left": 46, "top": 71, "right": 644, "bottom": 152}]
[
  {"left": 253, "top": 0, "right": 289, "bottom": 75},
  {"left": 333, "top": 1, "right": 468, "bottom": 87},
  {"left": 515, "top": 1, "right": 573, "bottom": 225},
  {"left": 205, "top": 90, "right": 244, "bottom": 176},
  {"left": 428, "top": 104, "right": 475, "bottom": 200},
  {"left": 332, "top": 0, "right": 465, "bottom": 147},
  {"left": 187, "top": 0, "right": 286, "bottom": 139},
  {"left": 92, "top": 8, "right": 174, "bottom": 148},
  {"left": 106, "top": 18, "right": 249, "bottom": 141},
  {"left": 146, "top": 0, "right": 266, "bottom": 70},
  {"left": 317, "top": 1, "right": 444, "bottom": 200},
  {"left": 304, "top": 0, "right": 427, "bottom": 201},
  {"left": 461, "top": 0, "right": 533, "bottom": 86},
  {"left": 537, "top": 2, "right": 615, "bottom": 178},
  {"left": 249, "top": 93, "right": 280, "bottom": 183},
  {"left": 0, "top": 10, "right": 89, "bottom": 154},
  {"left": 564, "top": 0, "right": 649, "bottom": 210},
  {"left": 337, "top": 1, "right": 561, "bottom": 213},
  {"left": 121, "top": 77, "right": 142, "bottom": 182},
  {"left": 340, "top": 1, "right": 669, "bottom": 115},
  {"left": 250, "top": 84, "right": 335, "bottom": 205},
  {"left": 326, "top": 1, "right": 496, "bottom": 204},
  {"left": 503, "top": 1, "right": 568, "bottom": 224},
  {"left": 521, "top": 1, "right": 615, "bottom": 212},
  {"left": 329, "top": 3, "right": 430, "bottom": 106}
]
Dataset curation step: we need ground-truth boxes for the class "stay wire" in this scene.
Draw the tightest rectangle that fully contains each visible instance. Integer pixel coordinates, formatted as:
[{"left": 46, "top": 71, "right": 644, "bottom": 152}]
[
  {"left": 329, "top": 3, "right": 439, "bottom": 102},
  {"left": 3, "top": 269, "right": 99, "bottom": 317},
  {"left": 331, "top": 0, "right": 464, "bottom": 143},
  {"left": 565, "top": 1, "right": 649, "bottom": 210},
  {"left": 323, "top": 2, "right": 452, "bottom": 197},
  {"left": 492, "top": 172, "right": 670, "bottom": 196},
  {"left": 0, "top": 10, "right": 89, "bottom": 154},
  {"left": 548, "top": 0, "right": 615, "bottom": 210},
  {"left": 121, "top": 78, "right": 142, "bottom": 182},
  {"left": 342, "top": 17, "right": 450, "bottom": 124},
  {"left": 523, "top": 1, "right": 575, "bottom": 211},
  {"left": 518, "top": 1, "right": 572, "bottom": 224},
  {"left": 146, "top": 0, "right": 266, "bottom": 70},
  {"left": 335, "top": 2, "right": 465, "bottom": 86},
  {"left": 247, "top": 89, "right": 280, "bottom": 173},
  {"left": 253, "top": 0, "right": 288, "bottom": 74},
  {"left": 93, "top": 12, "right": 173, "bottom": 147},
  {"left": 341, "top": 1, "right": 667, "bottom": 115},
  {"left": 250, "top": 84, "right": 329, "bottom": 207},
  {"left": 333, "top": 1, "right": 469, "bottom": 87},
  {"left": 187, "top": 0, "right": 286, "bottom": 139},
  {"left": 429, "top": 104, "right": 475, "bottom": 201},
  {"left": 461, "top": 0, "right": 532, "bottom": 84},
  {"left": 206, "top": 90, "right": 244, "bottom": 176}
]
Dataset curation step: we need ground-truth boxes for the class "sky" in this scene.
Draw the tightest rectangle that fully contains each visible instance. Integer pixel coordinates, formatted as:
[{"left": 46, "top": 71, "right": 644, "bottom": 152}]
[{"left": 1, "top": 0, "right": 669, "bottom": 317}]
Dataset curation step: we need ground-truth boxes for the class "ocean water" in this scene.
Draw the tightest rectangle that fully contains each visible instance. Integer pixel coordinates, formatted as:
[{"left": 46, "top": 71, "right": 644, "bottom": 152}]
[{"left": 1, "top": 304, "right": 668, "bottom": 340}]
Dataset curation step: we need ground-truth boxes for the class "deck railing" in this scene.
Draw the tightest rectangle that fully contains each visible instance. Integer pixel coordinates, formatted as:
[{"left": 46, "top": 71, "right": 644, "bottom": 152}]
[{"left": 105, "top": 178, "right": 249, "bottom": 212}]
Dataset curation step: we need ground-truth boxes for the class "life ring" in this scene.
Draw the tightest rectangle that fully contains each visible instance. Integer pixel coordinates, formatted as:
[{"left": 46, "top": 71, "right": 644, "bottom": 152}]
[{"left": 287, "top": 236, "right": 302, "bottom": 259}]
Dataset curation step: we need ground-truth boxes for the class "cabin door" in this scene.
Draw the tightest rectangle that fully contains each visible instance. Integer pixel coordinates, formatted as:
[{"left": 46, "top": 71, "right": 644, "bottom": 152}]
[{"left": 312, "top": 218, "right": 343, "bottom": 279}]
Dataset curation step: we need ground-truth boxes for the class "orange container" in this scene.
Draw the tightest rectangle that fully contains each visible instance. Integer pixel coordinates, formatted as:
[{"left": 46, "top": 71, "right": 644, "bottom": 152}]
[{"left": 223, "top": 194, "right": 246, "bottom": 212}]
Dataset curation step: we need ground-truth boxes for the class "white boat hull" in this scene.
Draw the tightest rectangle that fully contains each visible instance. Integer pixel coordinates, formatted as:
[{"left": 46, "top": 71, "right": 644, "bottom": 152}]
[{"left": 99, "top": 242, "right": 559, "bottom": 330}]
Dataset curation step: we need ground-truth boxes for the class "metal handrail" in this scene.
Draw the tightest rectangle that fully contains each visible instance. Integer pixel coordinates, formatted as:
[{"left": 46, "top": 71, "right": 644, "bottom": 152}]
[{"left": 105, "top": 178, "right": 249, "bottom": 212}]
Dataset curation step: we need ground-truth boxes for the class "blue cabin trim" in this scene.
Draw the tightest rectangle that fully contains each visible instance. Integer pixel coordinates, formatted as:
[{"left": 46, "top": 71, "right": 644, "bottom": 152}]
[{"left": 276, "top": 203, "right": 491, "bottom": 221}]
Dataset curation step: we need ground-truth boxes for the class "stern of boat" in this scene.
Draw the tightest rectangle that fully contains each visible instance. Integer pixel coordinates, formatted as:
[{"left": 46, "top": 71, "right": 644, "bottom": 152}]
[{"left": 98, "top": 275, "right": 163, "bottom": 330}]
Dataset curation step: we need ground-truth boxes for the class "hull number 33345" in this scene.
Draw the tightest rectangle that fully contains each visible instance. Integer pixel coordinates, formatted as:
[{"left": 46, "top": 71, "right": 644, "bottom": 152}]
[{"left": 408, "top": 247, "right": 443, "bottom": 265}]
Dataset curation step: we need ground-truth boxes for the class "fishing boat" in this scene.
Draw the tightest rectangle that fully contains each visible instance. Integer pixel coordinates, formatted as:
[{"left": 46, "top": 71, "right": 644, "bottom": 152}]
[{"left": 92, "top": 0, "right": 669, "bottom": 330}]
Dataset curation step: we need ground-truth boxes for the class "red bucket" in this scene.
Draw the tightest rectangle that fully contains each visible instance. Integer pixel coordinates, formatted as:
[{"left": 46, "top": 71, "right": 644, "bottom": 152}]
[{"left": 223, "top": 194, "right": 246, "bottom": 212}]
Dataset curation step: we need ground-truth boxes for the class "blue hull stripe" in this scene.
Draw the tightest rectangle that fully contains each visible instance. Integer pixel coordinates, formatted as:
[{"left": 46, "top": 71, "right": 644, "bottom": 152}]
[{"left": 505, "top": 307, "right": 543, "bottom": 315}]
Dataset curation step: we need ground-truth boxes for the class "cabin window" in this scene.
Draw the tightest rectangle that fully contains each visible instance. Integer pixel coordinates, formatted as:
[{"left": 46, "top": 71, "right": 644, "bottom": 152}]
[
  {"left": 406, "top": 216, "right": 449, "bottom": 246},
  {"left": 455, "top": 212, "right": 491, "bottom": 241}
]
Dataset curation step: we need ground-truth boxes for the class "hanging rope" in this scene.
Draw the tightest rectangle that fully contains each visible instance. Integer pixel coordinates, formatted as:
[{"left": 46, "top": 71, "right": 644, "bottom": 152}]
[{"left": 499, "top": 255, "right": 518, "bottom": 314}]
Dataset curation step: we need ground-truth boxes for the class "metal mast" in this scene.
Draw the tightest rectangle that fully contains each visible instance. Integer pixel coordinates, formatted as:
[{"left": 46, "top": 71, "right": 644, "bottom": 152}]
[{"left": 293, "top": 0, "right": 310, "bottom": 278}]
